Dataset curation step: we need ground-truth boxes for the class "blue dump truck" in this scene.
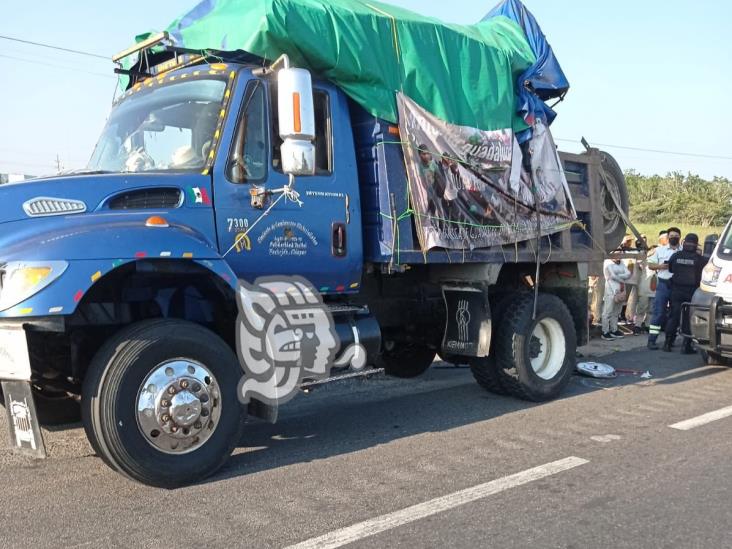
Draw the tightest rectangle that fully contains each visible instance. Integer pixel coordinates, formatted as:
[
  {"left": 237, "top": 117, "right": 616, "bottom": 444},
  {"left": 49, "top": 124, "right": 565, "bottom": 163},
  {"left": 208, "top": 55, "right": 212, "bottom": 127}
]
[{"left": 0, "top": 1, "right": 628, "bottom": 486}]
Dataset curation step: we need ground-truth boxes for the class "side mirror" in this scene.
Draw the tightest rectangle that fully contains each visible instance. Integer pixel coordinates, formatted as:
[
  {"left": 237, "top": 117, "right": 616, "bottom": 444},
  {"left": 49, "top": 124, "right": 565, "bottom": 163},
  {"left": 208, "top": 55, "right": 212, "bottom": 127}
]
[{"left": 277, "top": 68, "right": 316, "bottom": 176}]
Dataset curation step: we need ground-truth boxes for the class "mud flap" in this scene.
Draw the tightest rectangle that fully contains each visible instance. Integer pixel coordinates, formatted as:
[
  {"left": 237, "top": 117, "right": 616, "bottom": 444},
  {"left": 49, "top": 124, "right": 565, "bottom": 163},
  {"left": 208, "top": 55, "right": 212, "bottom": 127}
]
[
  {"left": 441, "top": 286, "right": 491, "bottom": 357},
  {"left": 2, "top": 381, "right": 46, "bottom": 458}
]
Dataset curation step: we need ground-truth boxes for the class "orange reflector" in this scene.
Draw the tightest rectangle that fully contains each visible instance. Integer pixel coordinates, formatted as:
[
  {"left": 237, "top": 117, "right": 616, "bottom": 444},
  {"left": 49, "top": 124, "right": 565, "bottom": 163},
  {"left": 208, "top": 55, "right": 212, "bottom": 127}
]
[
  {"left": 293, "top": 92, "right": 302, "bottom": 133},
  {"left": 209, "top": 63, "right": 228, "bottom": 70},
  {"left": 388, "top": 126, "right": 400, "bottom": 136},
  {"left": 146, "top": 216, "right": 169, "bottom": 228}
]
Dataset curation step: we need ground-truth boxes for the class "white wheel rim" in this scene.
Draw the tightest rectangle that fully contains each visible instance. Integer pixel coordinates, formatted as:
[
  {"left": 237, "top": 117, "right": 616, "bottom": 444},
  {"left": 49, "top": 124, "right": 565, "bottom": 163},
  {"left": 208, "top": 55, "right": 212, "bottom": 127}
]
[{"left": 529, "top": 318, "right": 566, "bottom": 380}]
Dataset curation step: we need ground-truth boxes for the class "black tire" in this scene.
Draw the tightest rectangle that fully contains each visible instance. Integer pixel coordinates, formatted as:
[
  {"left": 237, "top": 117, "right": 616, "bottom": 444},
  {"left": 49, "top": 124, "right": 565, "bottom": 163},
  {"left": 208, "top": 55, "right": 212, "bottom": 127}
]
[
  {"left": 469, "top": 356, "right": 508, "bottom": 395},
  {"left": 81, "top": 319, "right": 245, "bottom": 488},
  {"left": 702, "top": 350, "right": 732, "bottom": 367},
  {"left": 438, "top": 353, "right": 466, "bottom": 365},
  {"left": 597, "top": 151, "right": 629, "bottom": 252},
  {"left": 494, "top": 293, "right": 577, "bottom": 402},
  {"left": 468, "top": 292, "right": 519, "bottom": 396},
  {"left": 380, "top": 343, "right": 436, "bottom": 378}
]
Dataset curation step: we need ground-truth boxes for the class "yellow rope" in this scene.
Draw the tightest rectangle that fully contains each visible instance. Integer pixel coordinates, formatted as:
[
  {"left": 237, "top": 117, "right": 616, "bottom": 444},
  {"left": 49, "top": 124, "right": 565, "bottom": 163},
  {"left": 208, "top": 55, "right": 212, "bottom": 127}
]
[{"left": 364, "top": 2, "right": 402, "bottom": 66}]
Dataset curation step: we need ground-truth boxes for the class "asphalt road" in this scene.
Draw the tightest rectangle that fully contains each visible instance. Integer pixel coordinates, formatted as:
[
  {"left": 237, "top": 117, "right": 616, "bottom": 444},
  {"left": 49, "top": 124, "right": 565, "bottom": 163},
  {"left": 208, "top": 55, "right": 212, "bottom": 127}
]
[{"left": 1, "top": 341, "right": 732, "bottom": 548}]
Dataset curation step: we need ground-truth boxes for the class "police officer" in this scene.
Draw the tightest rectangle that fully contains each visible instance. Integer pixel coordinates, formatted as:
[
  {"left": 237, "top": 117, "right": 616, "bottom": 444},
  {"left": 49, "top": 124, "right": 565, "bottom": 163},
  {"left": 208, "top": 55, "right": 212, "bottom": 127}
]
[
  {"left": 647, "top": 227, "right": 682, "bottom": 350},
  {"left": 663, "top": 233, "right": 707, "bottom": 353}
]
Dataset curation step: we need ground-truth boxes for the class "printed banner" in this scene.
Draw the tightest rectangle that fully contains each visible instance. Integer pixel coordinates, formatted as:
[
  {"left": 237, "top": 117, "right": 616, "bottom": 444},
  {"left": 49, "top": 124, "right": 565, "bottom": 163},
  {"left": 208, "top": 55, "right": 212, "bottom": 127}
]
[{"left": 397, "top": 93, "right": 576, "bottom": 251}]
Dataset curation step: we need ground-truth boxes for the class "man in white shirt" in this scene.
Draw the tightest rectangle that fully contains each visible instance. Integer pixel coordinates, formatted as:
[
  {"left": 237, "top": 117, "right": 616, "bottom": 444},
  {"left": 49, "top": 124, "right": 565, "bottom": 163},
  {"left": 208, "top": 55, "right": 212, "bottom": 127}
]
[
  {"left": 601, "top": 256, "right": 631, "bottom": 340},
  {"left": 647, "top": 227, "right": 682, "bottom": 350}
]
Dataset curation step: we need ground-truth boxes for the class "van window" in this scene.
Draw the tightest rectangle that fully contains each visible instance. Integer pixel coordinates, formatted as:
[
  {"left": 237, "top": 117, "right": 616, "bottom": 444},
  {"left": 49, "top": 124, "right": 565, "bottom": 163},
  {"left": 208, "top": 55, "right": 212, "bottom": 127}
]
[
  {"left": 718, "top": 224, "right": 732, "bottom": 258},
  {"left": 271, "top": 87, "right": 333, "bottom": 175}
]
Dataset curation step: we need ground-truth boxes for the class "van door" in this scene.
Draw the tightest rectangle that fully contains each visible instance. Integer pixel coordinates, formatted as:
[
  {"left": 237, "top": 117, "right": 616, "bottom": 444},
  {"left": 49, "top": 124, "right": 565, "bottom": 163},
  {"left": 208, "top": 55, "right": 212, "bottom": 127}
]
[{"left": 213, "top": 76, "right": 362, "bottom": 293}]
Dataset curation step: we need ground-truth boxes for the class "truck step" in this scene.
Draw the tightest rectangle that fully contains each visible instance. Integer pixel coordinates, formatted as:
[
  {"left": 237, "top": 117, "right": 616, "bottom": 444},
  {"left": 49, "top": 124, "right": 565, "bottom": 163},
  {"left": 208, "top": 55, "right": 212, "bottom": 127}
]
[
  {"left": 326, "top": 303, "right": 370, "bottom": 316},
  {"left": 300, "top": 367, "right": 385, "bottom": 390}
]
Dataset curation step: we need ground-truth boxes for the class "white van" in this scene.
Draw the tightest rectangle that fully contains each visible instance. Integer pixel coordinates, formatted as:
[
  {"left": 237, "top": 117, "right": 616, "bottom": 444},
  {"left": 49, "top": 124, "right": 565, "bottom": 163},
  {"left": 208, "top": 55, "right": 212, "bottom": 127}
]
[{"left": 686, "top": 220, "right": 732, "bottom": 363}]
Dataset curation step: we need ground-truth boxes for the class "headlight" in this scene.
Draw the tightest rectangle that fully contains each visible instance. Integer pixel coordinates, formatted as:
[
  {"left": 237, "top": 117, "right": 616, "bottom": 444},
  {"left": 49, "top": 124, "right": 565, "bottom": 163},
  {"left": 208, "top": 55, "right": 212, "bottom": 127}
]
[
  {"left": 0, "top": 261, "right": 68, "bottom": 311},
  {"left": 702, "top": 258, "right": 722, "bottom": 287}
]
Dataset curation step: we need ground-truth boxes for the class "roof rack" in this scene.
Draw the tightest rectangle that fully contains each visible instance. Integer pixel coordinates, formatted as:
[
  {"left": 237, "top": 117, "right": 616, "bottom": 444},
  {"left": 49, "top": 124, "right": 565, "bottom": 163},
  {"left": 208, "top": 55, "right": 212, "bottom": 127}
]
[
  {"left": 112, "top": 31, "right": 171, "bottom": 63},
  {"left": 113, "top": 33, "right": 267, "bottom": 89}
]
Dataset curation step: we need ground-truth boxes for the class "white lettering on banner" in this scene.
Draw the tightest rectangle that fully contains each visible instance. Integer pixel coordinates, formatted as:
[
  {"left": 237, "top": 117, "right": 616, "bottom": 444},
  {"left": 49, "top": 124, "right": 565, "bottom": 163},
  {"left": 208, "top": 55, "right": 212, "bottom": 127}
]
[{"left": 460, "top": 142, "right": 512, "bottom": 163}]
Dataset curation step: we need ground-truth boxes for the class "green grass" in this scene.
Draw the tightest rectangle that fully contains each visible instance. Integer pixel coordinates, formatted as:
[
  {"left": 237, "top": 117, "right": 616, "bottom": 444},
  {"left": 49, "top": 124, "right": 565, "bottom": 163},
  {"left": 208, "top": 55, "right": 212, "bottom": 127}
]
[{"left": 630, "top": 222, "right": 725, "bottom": 243}]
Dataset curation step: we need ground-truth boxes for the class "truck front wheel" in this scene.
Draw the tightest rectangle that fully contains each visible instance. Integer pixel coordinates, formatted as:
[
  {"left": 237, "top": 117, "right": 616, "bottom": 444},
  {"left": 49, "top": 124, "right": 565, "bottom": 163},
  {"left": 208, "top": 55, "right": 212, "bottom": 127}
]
[
  {"left": 494, "top": 293, "right": 576, "bottom": 402},
  {"left": 81, "top": 319, "right": 245, "bottom": 488}
]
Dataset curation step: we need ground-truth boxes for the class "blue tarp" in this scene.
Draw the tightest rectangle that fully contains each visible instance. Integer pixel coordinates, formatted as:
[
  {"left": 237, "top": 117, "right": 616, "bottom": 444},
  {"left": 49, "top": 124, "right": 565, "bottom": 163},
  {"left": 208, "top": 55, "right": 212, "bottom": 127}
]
[{"left": 484, "top": 0, "right": 569, "bottom": 142}]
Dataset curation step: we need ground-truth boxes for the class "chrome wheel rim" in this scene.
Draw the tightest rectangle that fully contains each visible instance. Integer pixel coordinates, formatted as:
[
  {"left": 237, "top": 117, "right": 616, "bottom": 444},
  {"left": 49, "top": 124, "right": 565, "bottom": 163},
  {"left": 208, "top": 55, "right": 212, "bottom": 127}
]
[
  {"left": 529, "top": 318, "right": 566, "bottom": 381},
  {"left": 136, "top": 359, "right": 221, "bottom": 454}
]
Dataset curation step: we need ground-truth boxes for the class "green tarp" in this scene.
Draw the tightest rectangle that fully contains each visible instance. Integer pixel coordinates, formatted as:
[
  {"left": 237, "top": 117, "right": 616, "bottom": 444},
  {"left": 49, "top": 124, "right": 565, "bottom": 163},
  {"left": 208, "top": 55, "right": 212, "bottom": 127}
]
[{"left": 161, "top": 0, "right": 536, "bottom": 131}]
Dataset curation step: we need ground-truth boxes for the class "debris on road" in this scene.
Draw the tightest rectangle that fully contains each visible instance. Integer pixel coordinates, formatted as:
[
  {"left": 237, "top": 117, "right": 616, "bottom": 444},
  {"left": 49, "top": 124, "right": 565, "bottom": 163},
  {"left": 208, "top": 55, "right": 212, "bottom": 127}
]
[
  {"left": 614, "top": 368, "right": 653, "bottom": 379},
  {"left": 576, "top": 362, "right": 617, "bottom": 379}
]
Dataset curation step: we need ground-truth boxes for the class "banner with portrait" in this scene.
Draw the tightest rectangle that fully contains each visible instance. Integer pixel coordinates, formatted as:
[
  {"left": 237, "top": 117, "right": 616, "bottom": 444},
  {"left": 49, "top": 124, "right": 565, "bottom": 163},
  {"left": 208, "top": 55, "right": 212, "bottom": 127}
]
[{"left": 397, "top": 93, "right": 576, "bottom": 251}]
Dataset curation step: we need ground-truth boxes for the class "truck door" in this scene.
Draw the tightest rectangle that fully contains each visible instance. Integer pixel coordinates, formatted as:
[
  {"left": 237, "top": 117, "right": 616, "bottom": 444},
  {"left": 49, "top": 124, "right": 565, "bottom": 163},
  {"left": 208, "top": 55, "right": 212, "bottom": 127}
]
[{"left": 213, "top": 76, "right": 363, "bottom": 293}]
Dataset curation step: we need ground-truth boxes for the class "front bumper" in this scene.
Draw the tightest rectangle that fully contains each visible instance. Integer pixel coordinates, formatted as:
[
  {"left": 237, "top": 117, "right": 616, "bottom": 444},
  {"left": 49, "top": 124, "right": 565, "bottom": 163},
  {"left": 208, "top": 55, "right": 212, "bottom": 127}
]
[{"left": 683, "top": 288, "right": 732, "bottom": 357}]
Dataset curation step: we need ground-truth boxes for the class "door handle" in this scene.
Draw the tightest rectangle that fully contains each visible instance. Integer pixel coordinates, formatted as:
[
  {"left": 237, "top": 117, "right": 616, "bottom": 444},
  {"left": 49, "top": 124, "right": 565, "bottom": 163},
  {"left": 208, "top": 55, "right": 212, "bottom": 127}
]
[{"left": 332, "top": 222, "right": 347, "bottom": 257}]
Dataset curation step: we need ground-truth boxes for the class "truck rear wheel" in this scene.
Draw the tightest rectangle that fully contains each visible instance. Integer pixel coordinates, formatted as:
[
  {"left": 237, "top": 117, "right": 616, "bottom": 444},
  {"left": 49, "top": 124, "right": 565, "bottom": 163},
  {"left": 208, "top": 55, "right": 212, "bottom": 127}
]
[
  {"left": 494, "top": 293, "right": 576, "bottom": 402},
  {"left": 469, "top": 356, "right": 508, "bottom": 395},
  {"left": 81, "top": 319, "right": 245, "bottom": 488},
  {"left": 380, "top": 341, "right": 436, "bottom": 378},
  {"left": 468, "top": 292, "right": 517, "bottom": 396},
  {"left": 702, "top": 350, "right": 732, "bottom": 367}
]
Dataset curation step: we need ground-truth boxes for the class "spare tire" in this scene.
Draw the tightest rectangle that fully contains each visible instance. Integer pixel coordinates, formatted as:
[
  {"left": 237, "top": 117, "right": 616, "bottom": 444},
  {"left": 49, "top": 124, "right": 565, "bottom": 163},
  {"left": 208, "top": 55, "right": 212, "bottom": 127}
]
[{"left": 597, "top": 151, "right": 629, "bottom": 252}]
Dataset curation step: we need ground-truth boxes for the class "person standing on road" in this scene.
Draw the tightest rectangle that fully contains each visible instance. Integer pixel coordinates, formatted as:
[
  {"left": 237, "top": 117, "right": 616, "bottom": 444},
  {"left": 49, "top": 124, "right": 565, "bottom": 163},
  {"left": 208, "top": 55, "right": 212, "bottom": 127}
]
[
  {"left": 621, "top": 236, "right": 640, "bottom": 328},
  {"left": 663, "top": 234, "right": 707, "bottom": 353},
  {"left": 647, "top": 227, "right": 682, "bottom": 350},
  {"left": 601, "top": 255, "right": 631, "bottom": 340},
  {"left": 636, "top": 243, "right": 657, "bottom": 332},
  {"left": 589, "top": 274, "right": 604, "bottom": 327}
]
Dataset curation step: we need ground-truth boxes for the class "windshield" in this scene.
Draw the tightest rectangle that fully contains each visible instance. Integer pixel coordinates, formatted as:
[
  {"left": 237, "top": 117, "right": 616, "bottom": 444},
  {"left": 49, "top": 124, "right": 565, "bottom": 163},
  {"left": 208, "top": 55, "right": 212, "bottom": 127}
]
[
  {"left": 88, "top": 78, "right": 227, "bottom": 173},
  {"left": 718, "top": 220, "right": 732, "bottom": 258}
]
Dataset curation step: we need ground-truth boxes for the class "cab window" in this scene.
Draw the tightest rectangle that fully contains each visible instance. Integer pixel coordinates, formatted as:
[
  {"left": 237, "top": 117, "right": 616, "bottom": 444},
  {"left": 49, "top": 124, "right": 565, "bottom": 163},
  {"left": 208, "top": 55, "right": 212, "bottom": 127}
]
[
  {"left": 227, "top": 81, "right": 268, "bottom": 183},
  {"left": 271, "top": 87, "right": 333, "bottom": 175}
]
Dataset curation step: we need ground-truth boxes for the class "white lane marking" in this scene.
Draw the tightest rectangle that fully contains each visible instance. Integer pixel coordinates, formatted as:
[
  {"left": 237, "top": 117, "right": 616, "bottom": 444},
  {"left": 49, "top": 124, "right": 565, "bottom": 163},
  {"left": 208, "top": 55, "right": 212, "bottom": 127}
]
[
  {"left": 669, "top": 405, "right": 732, "bottom": 431},
  {"left": 285, "top": 456, "right": 589, "bottom": 549},
  {"left": 590, "top": 434, "right": 621, "bottom": 443}
]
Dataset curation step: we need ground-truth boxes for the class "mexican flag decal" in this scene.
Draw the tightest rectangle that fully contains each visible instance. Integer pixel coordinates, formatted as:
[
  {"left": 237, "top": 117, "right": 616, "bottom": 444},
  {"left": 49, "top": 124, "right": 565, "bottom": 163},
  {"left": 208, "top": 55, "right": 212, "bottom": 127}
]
[{"left": 190, "top": 187, "right": 211, "bottom": 205}]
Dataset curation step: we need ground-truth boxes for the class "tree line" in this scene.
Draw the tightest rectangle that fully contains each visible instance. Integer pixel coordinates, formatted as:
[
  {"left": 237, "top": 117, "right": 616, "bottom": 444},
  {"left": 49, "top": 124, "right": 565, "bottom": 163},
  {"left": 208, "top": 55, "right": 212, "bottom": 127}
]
[{"left": 625, "top": 171, "right": 732, "bottom": 227}]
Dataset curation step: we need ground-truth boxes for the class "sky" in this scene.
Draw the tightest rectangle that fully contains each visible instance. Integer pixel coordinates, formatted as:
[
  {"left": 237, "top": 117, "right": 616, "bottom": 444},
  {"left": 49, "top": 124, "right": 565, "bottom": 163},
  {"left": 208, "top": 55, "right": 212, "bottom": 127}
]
[{"left": 1, "top": 0, "right": 731, "bottom": 178}]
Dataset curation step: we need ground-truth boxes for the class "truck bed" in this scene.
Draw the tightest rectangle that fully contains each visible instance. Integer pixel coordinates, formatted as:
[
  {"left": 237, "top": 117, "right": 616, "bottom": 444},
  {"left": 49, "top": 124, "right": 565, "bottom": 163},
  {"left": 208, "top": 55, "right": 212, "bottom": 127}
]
[{"left": 349, "top": 103, "right": 606, "bottom": 267}]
